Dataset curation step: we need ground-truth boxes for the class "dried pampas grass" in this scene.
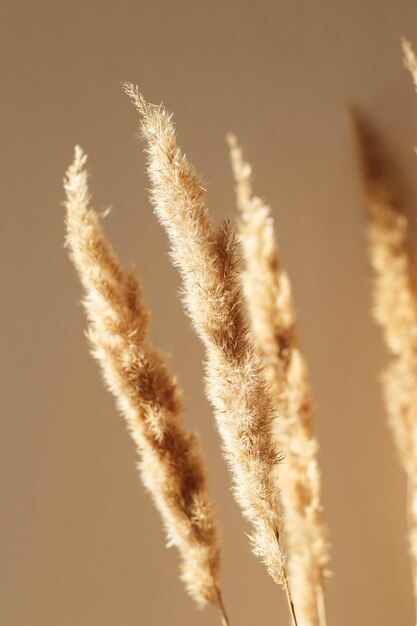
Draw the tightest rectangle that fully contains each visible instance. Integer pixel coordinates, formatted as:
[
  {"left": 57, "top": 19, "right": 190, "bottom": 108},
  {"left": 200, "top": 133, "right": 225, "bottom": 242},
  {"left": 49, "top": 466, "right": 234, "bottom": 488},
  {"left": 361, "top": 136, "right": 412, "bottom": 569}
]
[
  {"left": 62, "top": 37, "right": 417, "bottom": 625},
  {"left": 64, "top": 147, "right": 228, "bottom": 624},
  {"left": 351, "top": 95, "right": 417, "bottom": 616},
  {"left": 124, "top": 83, "right": 298, "bottom": 625},
  {"left": 227, "top": 135, "right": 329, "bottom": 626},
  {"left": 403, "top": 37, "right": 417, "bottom": 93}
]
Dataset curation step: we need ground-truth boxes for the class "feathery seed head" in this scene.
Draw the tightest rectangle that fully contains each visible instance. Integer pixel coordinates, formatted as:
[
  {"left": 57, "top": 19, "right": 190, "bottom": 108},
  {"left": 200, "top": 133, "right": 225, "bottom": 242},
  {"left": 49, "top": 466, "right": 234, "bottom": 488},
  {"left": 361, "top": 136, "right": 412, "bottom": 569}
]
[{"left": 64, "top": 146, "right": 223, "bottom": 610}]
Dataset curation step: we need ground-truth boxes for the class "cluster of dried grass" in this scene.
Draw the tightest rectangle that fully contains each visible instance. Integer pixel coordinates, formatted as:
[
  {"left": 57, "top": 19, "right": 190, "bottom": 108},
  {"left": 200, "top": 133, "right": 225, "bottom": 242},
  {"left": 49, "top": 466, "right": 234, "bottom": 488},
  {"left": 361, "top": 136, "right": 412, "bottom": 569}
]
[{"left": 63, "top": 37, "right": 417, "bottom": 626}]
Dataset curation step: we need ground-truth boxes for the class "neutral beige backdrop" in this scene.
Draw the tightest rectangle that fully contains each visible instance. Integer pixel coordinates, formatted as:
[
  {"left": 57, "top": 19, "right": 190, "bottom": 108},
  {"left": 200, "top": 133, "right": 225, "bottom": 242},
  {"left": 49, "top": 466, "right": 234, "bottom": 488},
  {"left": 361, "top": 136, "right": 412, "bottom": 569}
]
[{"left": 2, "top": 1, "right": 417, "bottom": 624}]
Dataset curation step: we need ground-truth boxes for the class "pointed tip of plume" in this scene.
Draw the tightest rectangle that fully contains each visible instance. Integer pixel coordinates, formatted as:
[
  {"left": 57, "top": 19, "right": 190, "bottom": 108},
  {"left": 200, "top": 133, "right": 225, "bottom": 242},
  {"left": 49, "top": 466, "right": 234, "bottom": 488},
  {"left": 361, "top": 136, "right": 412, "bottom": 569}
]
[
  {"left": 122, "top": 82, "right": 150, "bottom": 115},
  {"left": 227, "top": 134, "right": 256, "bottom": 212},
  {"left": 350, "top": 107, "right": 401, "bottom": 216},
  {"left": 65, "top": 145, "right": 87, "bottom": 175},
  {"left": 122, "top": 81, "right": 137, "bottom": 100},
  {"left": 401, "top": 35, "right": 411, "bottom": 47},
  {"left": 73, "top": 144, "right": 86, "bottom": 161},
  {"left": 354, "top": 109, "right": 414, "bottom": 355},
  {"left": 401, "top": 37, "right": 417, "bottom": 83},
  {"left": 349, "top": 105, "right": 378, "bottom": 180},
  {"left": 64, "top": 146, "right": 88, "bottom": 191},
  {"left": 123, "top": 85, "right": 175, "bottom": 153},
  {"left": 225, "top": 133, "right": 237, "bottom": 148},
  {"left": 63, "top": 147, "right": 91, "bottom": 232}
]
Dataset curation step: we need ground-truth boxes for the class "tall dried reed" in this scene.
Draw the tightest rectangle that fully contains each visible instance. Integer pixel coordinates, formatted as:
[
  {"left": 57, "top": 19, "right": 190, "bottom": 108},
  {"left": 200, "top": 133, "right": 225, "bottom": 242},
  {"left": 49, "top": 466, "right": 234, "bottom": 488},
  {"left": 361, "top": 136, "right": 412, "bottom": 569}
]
[
  {"left": 123, "top": 84, "right": 298, "bottom": 625},
  {"left": 352, "top": 102, "right": 417, "bottom": 620},
  {"left": 227, "top": 135, "right": 329, "bottom": 626},
  {"left": 64, "top": 146, "right": 228, "bottom": 624}
]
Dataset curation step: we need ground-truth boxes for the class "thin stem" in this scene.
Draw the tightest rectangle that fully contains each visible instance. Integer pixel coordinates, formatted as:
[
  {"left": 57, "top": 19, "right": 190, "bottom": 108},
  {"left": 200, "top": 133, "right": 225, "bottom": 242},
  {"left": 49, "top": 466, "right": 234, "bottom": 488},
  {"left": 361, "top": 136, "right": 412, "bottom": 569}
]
[
  {"left": 316, "top": 581, "right": 327, "bottom": 626},
  {"left": 274, "top": 528, "right": 298, "bottom": 626},
  {"left": 219, "top": 609, "right": 229, "bottom": 626},
  {"left": 215, "top": 587, "right": 230, "bottom": 626},
  {"left": 281, "top": 562, "right": 298, "bottom": 626},
  {"left": 407, "top": 476, "right": 417, "bottom": 626}
]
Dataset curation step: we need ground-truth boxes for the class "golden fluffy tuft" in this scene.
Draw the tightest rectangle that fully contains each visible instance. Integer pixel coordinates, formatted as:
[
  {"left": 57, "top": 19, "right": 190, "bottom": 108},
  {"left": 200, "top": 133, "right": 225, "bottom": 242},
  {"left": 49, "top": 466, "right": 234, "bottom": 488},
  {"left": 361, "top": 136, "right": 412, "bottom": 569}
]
[
  {"left": 64, "top": 146, "right": 227, "bottom": 618},
  {"left": 124, "top": 83, "right": 298, "bottom": 624},
  {"left": 227, "top": 134, "right": 329, "bottom": 626},
  {"left": 351, "top": 105, "right": 417, "bottom": 617}
]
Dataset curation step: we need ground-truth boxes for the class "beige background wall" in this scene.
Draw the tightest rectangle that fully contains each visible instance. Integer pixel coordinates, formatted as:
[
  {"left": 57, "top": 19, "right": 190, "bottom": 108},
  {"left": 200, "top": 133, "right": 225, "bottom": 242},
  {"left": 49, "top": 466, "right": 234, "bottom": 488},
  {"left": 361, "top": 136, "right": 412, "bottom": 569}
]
[{"left": 1, "top": 1, "right": 417, "bottom": 624}]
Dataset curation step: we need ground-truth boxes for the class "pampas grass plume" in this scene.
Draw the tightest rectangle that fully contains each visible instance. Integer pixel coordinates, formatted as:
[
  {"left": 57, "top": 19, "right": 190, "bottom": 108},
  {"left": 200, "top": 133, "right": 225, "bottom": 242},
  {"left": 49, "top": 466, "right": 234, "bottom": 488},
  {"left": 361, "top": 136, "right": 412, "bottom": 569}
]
[
  {"left": 227, "top": 134, "right": 329, "bottom": 626},
  {"left": 351, "top": 102, "right": 417, "bottom": 620},
  {"left": 63, "top": 147, "right": 228, "bottom": 624},
  {"left": 124, "top": 83, "right": 299, "bottom": 625}
]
